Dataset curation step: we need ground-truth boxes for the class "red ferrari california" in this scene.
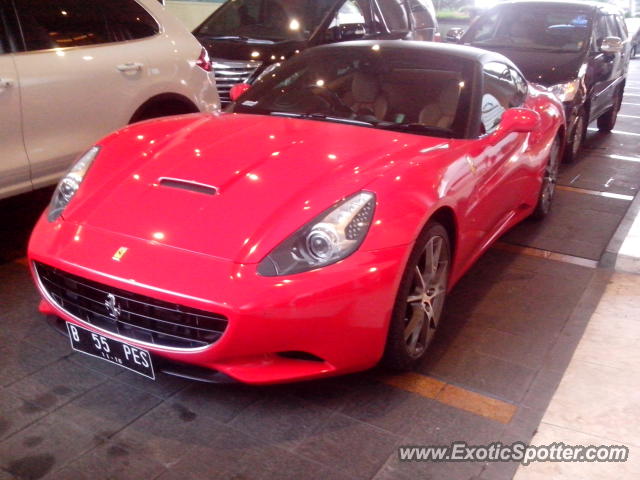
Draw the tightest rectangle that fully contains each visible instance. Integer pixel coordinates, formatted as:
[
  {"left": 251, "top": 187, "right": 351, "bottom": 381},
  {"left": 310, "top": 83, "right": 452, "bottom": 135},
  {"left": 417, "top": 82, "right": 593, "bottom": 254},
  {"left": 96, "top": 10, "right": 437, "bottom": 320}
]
[{"left": 29, "top": 41, "right": 564, "bottom": 384}]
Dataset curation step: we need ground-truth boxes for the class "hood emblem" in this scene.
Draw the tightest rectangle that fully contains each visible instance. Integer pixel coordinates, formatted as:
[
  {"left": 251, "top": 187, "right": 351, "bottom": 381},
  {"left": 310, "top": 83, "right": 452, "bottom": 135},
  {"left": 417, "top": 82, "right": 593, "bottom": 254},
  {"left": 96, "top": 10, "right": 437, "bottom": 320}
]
[
  {"left": 112, "top": 247, "right": 128, "bottom": 261},
  {"left": 105, "top": 293, "right": 121, "bottom": 319}
]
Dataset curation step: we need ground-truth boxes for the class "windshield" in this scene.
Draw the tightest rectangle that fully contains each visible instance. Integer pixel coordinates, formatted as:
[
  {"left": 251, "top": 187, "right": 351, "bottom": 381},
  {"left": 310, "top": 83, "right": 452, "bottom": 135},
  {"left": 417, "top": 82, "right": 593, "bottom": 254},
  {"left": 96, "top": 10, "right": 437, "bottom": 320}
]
[
  {"left": 464, "top": 5, "right": 592, "bottom": 53},
  {"left": 195, "top": 0, "right": 339, "bottom": 42},
  {"left": 231, "top": 45, "right": 473, "bottom": 138}
]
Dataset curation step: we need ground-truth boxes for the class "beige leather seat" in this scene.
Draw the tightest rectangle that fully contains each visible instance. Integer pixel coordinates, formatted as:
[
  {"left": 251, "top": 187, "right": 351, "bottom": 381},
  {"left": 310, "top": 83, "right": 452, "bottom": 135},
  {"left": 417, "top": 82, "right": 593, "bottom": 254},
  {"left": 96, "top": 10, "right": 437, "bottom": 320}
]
[
  {"left": 343, "top": 73, "right": 388, "bottom": 120},
  {"left": 419, "top": 83, "right": 460, "bottom": 129}
]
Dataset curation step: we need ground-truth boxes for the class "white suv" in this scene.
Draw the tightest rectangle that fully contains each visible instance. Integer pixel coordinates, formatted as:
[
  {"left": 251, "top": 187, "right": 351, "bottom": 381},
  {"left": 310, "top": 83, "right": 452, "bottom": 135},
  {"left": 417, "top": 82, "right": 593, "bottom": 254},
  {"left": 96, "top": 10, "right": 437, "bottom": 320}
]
[{"left": 0, "top": 0, "right": 220, "bottom": 200}]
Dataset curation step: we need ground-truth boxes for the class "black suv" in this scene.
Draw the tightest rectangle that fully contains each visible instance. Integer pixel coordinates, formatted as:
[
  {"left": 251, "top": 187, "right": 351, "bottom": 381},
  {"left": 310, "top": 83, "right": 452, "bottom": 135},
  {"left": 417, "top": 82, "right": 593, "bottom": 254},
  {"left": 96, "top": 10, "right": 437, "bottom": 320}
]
[
  {"left": 450, "top": 0, "right": 631, "bottom": 162},
  {"left": 194, "top": 0, "right": 439, "bottom": 105}
]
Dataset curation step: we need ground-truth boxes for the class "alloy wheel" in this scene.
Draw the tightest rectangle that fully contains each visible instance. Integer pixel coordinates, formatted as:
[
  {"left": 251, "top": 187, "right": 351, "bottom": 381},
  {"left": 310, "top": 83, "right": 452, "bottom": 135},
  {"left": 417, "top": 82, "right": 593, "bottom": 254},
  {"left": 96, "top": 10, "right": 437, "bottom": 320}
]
[
  {"left": 403, "top": 235, "right": 449, "bottom": 358},
  {"left": 540, "top": 137, "right": 561, "bottom": 214},
  {"left": 571, "top": 114, "right": 584, "bottom": 158}
]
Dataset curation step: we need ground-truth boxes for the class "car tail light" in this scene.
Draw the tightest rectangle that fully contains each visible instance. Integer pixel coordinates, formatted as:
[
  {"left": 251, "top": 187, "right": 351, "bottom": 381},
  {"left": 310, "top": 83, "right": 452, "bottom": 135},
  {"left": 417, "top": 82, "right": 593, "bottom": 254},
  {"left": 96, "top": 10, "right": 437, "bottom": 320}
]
[
  {"left": 434, "top": 31, "right": 442, "bottom": 42},
  {"left": 195, "top": 47, "right": 212, "bottom": 72}
]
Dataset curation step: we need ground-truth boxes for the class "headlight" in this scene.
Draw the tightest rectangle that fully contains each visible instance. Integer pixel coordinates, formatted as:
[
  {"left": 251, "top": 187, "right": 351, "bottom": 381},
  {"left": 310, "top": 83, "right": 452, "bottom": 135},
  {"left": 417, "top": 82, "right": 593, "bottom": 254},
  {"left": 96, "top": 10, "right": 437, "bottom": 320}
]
[
  {"left": 257, "top": 191, "right": 376, "bottom": 276},
  {"left": 48, "top": 146, "right": 100, "bottom": 222},
  {"left": 550, "top": 78, "right": 580, "bottom": 103}
]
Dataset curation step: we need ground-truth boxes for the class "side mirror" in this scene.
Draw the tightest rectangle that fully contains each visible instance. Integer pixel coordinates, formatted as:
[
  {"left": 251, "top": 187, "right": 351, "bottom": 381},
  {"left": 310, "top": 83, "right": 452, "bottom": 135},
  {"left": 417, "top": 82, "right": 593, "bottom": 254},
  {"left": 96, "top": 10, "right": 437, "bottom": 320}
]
[
  {"left": 499, "top": 108, "right": 540, "bottom": 133},
  {"left": 229, "top": 83, "right": 251, "bottom": 102},
  {"left": 446, "top": 28, "right": 464, "bottom": 43},
  {"left": 601, "top": 36, "right": 623, "bottom": 54}
]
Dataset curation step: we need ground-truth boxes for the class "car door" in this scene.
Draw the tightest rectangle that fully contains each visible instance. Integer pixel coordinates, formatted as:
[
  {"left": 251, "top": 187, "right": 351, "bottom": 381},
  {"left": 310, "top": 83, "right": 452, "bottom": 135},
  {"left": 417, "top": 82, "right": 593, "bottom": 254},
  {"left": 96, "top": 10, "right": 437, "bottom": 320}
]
[
  {"left": 471, "top": 62, "right": 530, "bottom": 242},
  {"left": 588, "top": 12, "right": 619, "bottom": 120},
  {"left": 0, "top": 14, "right": 31, "bottom": 199},
  {"left": 12, "top": 0, "right": 156, "bottom": 189}
]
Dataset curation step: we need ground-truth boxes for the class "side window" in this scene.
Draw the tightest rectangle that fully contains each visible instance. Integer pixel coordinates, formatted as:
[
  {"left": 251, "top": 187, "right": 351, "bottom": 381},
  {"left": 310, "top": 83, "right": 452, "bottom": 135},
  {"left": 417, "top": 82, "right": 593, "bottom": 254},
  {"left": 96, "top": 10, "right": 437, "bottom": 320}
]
[
  {"left": 592, "top": 14, "right": 609, "bottom": 49},
  {"left": 377, "top": 0, "right": 409, "bottom": 32},
  {"left": 617, "top": 15, "right": 628, "bottom": 40},
  {"left": 469, "top": 11, "right": 499, "bottom": 43},
  {"left": 0, "top": 22, "right": 6, "bottom": 54},
  {"left": 14, "top": 0, "right": 110, "bottom": 51},
  {"left": 408, "top": 0, "right": 435, "bottom": 29},
  {"left": 100, "top": 0, "right": 159, "bottom": 41},
  {"left": 509, "top": 67, "right": 528, "bottom": 106},
  {"left": 329, "top": 0, "right": 366, "bottom": 28},
  {"left": 606, "top": 15, "right": 621, "bottom": 38},
  {"left": 481, "top": 62, "right": 519, "bottom": 134}
]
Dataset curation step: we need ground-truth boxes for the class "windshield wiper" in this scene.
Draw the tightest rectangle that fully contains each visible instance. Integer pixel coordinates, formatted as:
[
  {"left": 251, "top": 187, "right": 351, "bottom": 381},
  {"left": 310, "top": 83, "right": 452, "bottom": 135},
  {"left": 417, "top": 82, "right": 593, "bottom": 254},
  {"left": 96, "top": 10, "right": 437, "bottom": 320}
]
[
  {"left": 376, "top": 123, "right": 454, "bottom": 137},
  {"left": 200, "top": 35, "right": 274, "bottom": 44},
  {"left": 470, "top": 43, "right": 578, "bottom": 53},
  {"left": 270, "top": 112, "right": 375, "bottom": 127}
]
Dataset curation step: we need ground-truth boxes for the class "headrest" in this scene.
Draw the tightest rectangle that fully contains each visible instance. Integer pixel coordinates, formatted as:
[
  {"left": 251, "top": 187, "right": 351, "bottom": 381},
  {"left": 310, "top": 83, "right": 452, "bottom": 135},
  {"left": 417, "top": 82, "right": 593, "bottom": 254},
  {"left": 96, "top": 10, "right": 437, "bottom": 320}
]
[
  {"left": 351, "top": 72, "right": 380, "bottom": 103},
  {"left": 439, "top": 83, "right": 461, "bottom": 114}
]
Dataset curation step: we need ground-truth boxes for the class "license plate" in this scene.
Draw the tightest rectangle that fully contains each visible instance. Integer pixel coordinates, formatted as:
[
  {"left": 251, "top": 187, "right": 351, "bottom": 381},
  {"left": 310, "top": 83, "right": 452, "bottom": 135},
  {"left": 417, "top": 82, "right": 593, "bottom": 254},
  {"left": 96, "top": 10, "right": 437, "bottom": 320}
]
[{"left": 66, "top": 323, "right": 155, "bottom": 380}]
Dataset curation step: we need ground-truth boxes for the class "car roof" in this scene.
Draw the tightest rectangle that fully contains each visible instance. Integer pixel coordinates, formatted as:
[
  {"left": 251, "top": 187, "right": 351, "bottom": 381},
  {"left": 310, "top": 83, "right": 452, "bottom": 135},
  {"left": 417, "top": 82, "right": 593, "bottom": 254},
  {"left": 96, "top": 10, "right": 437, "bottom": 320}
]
[
  {"left": 491, "top": 0, "right": 622, "bottom": 15},
  {"left": 309, "top": 40, "right": 517, "bottom": 68}
]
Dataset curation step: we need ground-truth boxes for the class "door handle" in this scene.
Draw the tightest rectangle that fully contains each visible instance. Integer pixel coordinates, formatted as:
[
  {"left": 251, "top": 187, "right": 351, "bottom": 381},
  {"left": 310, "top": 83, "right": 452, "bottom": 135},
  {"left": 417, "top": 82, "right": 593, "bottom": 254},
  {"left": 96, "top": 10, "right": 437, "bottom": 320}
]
[
  {"left": 116, "top": 62, "right": 144, "bottom": 73},
  {"left": 0, "top": 78, "right": 14, "bottom": 89}
]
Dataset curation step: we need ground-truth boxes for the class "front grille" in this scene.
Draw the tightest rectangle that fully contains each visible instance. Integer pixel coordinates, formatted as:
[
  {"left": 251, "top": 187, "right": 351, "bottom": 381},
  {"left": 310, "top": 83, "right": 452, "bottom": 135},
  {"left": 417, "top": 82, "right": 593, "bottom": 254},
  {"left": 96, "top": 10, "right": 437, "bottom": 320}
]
[
  {"left": 213, "top": 59, "right": 261, "bottom": 105},
  {"left": 35, "top": 262, "right": 227, "bottom": 349}
]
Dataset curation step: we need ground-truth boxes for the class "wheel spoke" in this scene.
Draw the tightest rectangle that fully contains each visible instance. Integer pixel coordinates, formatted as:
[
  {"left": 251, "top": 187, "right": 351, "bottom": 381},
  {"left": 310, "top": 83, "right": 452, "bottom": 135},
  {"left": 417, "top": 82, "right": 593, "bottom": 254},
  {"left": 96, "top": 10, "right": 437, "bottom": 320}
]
[
  {"left": 404, "top": 307, "right": 424, "bottom": 342},
  {"left": 423, "top": 237, "right": 442, "bottom": 285},
  {"left": 414, "top": 265, "right": 426, "bottom": 291},
  {"left": 407, "top": 294, "right": 422, "bottom": 303}
]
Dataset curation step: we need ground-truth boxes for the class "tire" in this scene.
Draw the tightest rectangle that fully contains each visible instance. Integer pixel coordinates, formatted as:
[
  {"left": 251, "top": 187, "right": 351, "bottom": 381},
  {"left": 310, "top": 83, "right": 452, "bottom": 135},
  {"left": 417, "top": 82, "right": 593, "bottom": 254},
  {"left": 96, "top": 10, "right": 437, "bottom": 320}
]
[
  {"left": 563, "top": 110, "right": 585, "bottom": 163},
  {"left": 382, "top": 222, "right": 451, "bottom": 371},
  {"left": 532, "top": 135, "right": 561, "bottom": 220},
  {"left": 130, "top": 100, "right": 199, "bottom": 124},
  {"left": 597, "top": 89, "right": 623, "bottom": 133}
]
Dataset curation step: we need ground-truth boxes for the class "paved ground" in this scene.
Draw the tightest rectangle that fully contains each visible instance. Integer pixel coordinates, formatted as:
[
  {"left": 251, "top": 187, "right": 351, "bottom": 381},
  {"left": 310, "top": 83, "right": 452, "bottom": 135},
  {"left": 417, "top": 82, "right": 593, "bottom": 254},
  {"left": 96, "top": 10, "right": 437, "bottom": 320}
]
[{"left": 0, "top": 59, "right": 639, "bottom": 480}]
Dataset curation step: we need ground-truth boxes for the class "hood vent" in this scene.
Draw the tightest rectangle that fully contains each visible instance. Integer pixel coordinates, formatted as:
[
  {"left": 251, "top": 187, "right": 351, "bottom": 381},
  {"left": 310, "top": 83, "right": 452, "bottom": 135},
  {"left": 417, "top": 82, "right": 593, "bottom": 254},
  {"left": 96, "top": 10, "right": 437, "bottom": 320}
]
[{"left": 158, "top": 177, "right": 218, "bottom": 196}]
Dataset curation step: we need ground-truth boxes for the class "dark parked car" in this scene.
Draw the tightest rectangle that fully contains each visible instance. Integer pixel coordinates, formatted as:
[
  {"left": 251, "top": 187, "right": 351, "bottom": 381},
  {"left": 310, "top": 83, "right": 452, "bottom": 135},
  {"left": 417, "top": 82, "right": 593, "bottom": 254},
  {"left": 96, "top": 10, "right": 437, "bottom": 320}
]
[
  {"left": 632, "top": 27, "right": 639, "bottom": 58},
  {"left": 194, "top": 0, "right": 439, "bottom": 105},
  {"left": 449, "top": 0, "right": 631, "bottom": 162}
]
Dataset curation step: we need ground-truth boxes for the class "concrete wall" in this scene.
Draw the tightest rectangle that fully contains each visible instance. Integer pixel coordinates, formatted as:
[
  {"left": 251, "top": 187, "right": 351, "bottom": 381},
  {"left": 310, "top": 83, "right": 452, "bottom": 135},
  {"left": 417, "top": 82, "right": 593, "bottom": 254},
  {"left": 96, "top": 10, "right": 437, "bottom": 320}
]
[{"left": 166, "top": 1, "right": 221, "bottom": 31}]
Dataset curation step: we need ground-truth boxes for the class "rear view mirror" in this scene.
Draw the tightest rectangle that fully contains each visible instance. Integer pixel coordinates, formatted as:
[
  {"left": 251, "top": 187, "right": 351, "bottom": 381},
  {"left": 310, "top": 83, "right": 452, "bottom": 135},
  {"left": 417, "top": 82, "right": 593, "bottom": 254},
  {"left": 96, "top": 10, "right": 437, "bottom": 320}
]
[
  {"left": 229, "top": 83, "right": 251, "bottom": 102},
  {"left": 446, "top": 28, "right": 464, "bottom": 43},
  {"left": 601, "top": 36, "right": 623, "bottom": 54},
  {"left": 499, "top": 108, "right": 540, "bottom": 133}
]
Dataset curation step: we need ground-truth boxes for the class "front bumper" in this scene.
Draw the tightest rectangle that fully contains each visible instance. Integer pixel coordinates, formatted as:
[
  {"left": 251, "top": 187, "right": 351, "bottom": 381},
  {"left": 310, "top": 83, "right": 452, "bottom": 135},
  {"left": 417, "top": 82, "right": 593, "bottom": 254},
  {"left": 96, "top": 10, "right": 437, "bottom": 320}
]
[{"left": 28, "top": 216, "right": 409, "bottom": 384}]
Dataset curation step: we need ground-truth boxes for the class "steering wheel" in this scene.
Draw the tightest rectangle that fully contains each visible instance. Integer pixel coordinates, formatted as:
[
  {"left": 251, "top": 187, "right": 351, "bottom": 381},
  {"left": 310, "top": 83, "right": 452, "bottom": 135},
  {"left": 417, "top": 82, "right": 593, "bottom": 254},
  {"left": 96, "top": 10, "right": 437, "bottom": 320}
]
[{"left": 299, "top": 85, "right": 355, "bottom": 116}]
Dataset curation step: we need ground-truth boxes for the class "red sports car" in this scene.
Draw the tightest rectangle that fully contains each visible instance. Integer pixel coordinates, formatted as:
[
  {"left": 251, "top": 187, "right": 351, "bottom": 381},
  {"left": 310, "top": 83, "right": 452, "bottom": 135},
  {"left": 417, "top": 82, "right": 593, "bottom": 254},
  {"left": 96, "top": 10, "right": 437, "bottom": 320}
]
[{"left": 28, "top": 41, "right": 564, "bottom": 384}]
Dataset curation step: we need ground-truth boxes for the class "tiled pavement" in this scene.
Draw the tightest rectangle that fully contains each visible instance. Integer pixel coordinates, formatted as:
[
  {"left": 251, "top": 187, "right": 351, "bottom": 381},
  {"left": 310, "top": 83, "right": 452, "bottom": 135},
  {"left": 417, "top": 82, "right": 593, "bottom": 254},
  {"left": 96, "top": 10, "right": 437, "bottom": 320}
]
[
  {"left": 0, "top": 248, "right": 607, "bottom": 480},
  {"left": 1, "top": 56, "right": 639, "bottom": 480}
]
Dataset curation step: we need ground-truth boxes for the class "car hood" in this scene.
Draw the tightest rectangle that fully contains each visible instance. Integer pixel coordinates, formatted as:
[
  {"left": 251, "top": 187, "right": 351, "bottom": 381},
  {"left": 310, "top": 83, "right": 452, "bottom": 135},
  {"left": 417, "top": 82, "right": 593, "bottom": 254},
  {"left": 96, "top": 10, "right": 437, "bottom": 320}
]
[
  {"left": 65, "top": 113, "right": 450, "bottom": 263},
  {"left": 197, "top": 37, "right": 307, "bottom": 65},
  {"left": 469, "top": 46, "right": 585, "bottom": 86}
]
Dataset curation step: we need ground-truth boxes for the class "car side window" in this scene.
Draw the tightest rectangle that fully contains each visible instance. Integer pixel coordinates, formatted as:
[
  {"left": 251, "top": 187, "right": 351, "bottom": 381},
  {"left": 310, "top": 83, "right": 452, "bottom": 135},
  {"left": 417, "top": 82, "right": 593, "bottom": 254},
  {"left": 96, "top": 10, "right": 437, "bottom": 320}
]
[
  {"left": 99, "top": 0, "right": 159, "bottom": 41},
  {"left": 592, "top": 14, "right": 612, "bottom": 50},
  {"left": 616, "top": 15, "right": 628, "bottom": 40},
  {"left": 0, "top": 23, "right": 6, "bottom": 54},
  {"left": 481, "top": 62, "right": 519, "bottom": 134},
  {"left": 376, "top": 0, "right": 409, "bottom": 33},
  {"left": 606, "top": 15, "right": 620, "bottom": 38},
  {"left": 14, "top": 0, "right": 110, "bottom": 51},
  {"left": 408, "top": 0, "right": 435, "bottom": 29},
  {"left": 329, "top": 0, "right": 366, "bottom": 29},
  {"left": 509, "top": 67, "right": 528, "bottom": 105},
  {"left": 468, "top": 11, "right": 499, "bottom": 42}
]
